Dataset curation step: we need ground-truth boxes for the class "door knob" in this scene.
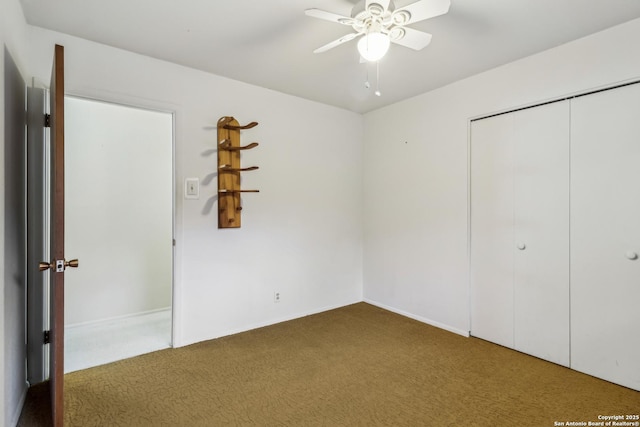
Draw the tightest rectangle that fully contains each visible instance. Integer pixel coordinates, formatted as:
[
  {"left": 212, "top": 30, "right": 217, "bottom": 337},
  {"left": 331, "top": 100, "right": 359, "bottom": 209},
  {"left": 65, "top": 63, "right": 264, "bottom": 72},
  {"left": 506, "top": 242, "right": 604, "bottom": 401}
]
[
  {"left": 626, "top": 251, "right": 638, "bottom": 261},
  {"left": 517, "top": 243, "right": 526, "bottom": 250},
  {"left": 38, "top": 262, "right": 53, "bottom": 271},
  {"left": 65, "top": 259, "right": 79, "bottom": 268},
  {"left": 39, "top": 259, "right": 79, "bottom": 271}
]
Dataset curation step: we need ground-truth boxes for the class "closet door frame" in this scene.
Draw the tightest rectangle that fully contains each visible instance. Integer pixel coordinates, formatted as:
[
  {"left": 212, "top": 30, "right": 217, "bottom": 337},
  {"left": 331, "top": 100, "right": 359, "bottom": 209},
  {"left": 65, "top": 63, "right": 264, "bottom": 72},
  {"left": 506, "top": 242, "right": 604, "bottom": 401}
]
[{"left": 468, "top": 78, "right": 640, "bottom": 391}]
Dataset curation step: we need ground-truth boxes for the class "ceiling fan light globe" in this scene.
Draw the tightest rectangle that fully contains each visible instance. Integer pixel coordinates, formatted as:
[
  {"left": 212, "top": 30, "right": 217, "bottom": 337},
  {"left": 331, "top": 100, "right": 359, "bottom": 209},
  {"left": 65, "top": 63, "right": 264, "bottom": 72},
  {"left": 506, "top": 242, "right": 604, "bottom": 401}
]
[{"left": 357, "top": 32, "right": 390, "bottom": 62}]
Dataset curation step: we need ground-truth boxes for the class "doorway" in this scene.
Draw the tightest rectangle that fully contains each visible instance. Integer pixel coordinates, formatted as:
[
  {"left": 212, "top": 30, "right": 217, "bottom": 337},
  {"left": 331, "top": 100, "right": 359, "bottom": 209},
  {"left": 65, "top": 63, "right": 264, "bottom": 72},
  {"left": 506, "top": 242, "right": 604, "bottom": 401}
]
[{"left": 63, "top": 97, "right": 174, "bottom": 372}]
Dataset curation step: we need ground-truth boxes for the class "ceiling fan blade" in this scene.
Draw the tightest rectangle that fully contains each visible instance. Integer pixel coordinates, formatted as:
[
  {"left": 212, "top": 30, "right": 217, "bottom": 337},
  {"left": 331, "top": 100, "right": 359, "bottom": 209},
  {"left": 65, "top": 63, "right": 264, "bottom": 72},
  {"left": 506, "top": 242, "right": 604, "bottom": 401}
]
[
  {"left": 389, "top": 27, "right": 432, "bottom": 50},
  {"left": 313, "top": 33, "right": 361, "bottom": 54},
  {"left": 391, "top": 0, "right": 451, "bottom": 26},
  {"left": 305, "top": 8, "right": 356, "bottom": 26},
  {"left": 366, "top": 0, "right": 392, "bottom": 15}
]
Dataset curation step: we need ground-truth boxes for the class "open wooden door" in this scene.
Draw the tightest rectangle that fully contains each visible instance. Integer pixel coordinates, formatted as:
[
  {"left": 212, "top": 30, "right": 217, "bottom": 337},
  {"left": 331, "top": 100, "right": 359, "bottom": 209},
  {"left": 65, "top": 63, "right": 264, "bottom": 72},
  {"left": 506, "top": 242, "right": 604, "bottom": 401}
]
[
  {"left": 49, "top": 42, "right": 66, "bottom": 427},
  {"left": 39, "top": 43, "right": 78, "bottom": 427}
]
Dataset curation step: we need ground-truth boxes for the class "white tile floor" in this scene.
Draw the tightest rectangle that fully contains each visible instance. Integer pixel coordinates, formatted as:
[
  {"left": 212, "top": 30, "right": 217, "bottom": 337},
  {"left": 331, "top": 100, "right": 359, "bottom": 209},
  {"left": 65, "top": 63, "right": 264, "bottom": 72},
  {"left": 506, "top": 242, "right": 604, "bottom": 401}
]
[{"left": 64, "top": 309, "right": 172, "bottom": 373}]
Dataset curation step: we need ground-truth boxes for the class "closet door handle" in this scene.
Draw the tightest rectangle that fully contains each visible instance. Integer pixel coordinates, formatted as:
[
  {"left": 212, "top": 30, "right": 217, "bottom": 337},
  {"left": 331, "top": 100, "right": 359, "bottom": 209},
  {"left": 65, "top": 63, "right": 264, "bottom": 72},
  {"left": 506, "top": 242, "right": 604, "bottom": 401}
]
[
  {"left": 517, "top": 243, "right": 526, "bottom": 250},
  {"left": 625, "top": 251, "right": 638, "bottom": 261}
]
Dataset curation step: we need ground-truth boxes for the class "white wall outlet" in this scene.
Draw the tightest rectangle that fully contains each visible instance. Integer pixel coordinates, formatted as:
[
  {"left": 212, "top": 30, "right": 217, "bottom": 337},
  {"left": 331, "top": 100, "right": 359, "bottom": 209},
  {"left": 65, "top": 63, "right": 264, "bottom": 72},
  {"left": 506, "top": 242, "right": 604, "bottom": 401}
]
[
  {"left": 274, "top": 292, "right": 280, "bottom": 303},
  {"left": 185, "top": 178, "right": 199, "bottom": 199}
]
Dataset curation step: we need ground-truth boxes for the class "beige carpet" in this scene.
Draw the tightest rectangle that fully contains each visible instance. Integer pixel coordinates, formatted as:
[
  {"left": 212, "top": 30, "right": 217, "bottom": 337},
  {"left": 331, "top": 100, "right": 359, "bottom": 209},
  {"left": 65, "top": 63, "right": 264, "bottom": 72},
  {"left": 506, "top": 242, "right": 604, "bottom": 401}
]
[{"left": 19, "top": 302, "right": 640, "bottom": 426}]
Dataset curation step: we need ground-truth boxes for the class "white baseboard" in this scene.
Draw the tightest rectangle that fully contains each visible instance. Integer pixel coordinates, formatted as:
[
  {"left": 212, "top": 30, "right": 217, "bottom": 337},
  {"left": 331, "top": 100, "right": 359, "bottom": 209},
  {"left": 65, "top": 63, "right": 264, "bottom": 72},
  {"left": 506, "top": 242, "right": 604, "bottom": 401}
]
[
  {"left": 363, "top": 298, "right": 470, "bottom": 337},
  {"left": 66, "top": 307, "right": 171, "bottom": 329},
  {"left": 176, "top": 299, "right": 362, "bottom": 348},
  {"left": 176, "top": 299, "right": 470, "bottom": 349}
]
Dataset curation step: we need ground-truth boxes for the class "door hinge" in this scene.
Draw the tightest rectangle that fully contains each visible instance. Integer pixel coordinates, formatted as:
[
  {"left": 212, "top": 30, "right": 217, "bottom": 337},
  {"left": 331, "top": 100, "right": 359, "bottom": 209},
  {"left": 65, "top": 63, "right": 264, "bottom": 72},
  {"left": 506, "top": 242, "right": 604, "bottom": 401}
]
[
  {"left": 44, "top": 114, "right": 51, "bottom": 128},
  {"left": 44, "top": 330, "right": 50, "bottom": 344}
]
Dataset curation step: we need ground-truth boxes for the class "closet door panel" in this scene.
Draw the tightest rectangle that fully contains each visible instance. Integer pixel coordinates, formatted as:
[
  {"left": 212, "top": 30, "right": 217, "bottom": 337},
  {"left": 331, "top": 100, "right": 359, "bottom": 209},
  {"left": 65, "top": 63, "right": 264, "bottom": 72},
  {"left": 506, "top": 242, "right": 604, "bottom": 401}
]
[
  {"left": 513, "top": 102, "right": 570, "bottom": 366},
  {"left": 571, "top": 84, "right": 640, "bottom": 391},
  {"left": 470, "top": 114, "right": 515, "bottom": 348}
]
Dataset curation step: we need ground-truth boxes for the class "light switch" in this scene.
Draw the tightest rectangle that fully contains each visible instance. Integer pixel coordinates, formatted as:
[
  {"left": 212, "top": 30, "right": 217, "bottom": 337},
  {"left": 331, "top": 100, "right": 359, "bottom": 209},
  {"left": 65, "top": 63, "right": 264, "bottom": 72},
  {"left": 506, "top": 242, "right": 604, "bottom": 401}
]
[{"left": 185, "top": 178, "right": 199, "bottom": 199}]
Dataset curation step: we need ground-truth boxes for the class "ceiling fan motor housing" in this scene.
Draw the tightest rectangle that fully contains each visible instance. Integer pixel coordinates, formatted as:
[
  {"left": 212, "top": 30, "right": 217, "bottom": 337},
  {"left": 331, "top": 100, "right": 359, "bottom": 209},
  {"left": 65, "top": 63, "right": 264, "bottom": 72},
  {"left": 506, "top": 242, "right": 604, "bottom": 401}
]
[
  {"left": 351, "top": 0, "right": 411, "bottom": 40},
  {"left": 352, "top": 1, "right": 396, "bottom": 25},
  {"left": 353, "top": 0, "right": 396, "bottom": 15}
]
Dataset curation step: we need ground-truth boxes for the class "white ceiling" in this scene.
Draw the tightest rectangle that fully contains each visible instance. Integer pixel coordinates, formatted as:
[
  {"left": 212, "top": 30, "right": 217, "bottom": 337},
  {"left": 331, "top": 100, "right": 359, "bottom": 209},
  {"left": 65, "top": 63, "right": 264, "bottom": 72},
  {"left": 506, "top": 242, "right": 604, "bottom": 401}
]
[{"left": 19, "top": 0, "right": 640, "bottom": 113}]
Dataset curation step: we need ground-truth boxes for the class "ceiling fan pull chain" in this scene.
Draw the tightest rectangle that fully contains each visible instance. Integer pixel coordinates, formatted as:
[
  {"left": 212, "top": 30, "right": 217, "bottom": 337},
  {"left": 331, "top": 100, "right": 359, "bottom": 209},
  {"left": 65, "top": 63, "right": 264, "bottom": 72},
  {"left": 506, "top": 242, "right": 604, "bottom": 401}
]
[{"left": 365, "top": 64, "right": 371, "bottom": 89}]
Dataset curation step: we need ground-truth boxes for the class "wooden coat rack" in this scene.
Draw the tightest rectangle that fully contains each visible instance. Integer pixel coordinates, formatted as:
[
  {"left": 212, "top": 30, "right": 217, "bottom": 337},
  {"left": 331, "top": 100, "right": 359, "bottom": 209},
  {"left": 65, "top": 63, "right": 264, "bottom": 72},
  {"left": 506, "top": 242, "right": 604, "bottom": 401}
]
[{"left": 217, "top": 116, "right": 259, "bottom": 228}]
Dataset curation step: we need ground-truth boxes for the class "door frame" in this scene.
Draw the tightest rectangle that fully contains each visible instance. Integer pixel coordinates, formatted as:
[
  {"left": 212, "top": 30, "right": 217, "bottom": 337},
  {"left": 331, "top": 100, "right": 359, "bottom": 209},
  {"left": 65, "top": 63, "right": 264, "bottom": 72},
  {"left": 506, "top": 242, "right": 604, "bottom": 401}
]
[{"left": 62, "top": 94, "right": 177, "bottom": 350}]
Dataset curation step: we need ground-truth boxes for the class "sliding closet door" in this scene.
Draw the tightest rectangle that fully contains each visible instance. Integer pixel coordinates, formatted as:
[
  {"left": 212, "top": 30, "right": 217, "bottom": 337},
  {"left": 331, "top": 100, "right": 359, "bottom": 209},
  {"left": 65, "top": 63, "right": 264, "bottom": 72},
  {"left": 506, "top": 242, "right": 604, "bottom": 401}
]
[
  {"left": 571, "top": 84, "right": 640, "bottom": 391},
  {"left": 512, "top": 101, "right": 570, "bottom": 366},
  {"left": 470, "top": 113, "right": 515, "bottom": 348},
  {"left": 471, "top": 101, "right": 570, "bottom": 365}
]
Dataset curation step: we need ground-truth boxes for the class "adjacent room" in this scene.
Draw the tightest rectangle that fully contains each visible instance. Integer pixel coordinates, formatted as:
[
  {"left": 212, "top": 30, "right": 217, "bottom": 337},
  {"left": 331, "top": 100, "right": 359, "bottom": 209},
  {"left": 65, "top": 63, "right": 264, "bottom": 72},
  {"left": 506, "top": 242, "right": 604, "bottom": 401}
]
[{"left": 2, "top": 0, "right": 639, "bottom": 425}]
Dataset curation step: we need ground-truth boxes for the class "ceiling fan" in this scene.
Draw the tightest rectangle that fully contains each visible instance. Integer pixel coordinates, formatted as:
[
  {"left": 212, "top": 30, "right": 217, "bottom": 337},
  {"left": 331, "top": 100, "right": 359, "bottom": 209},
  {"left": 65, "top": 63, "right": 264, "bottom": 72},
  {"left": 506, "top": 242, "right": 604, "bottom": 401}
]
[{"left": 305, "top": 0, "right": 451, "bottom": 62}]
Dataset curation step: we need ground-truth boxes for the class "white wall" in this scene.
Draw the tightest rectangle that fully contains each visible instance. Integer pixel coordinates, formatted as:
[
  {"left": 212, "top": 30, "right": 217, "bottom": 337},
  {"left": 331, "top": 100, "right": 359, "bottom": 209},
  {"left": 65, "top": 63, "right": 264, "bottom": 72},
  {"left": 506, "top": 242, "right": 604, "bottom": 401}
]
[
  {"left": 64, "top": 97, "right": 173, "bottom": 325},
  {"left": 363, "top": 17, "right": 640, "bottom": 335},
  {"left": 1, "top": 0, "right": 31, "bottom": 424},
  {"left": 28, "top": 27, "right": 364, "bottom": 347}
]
